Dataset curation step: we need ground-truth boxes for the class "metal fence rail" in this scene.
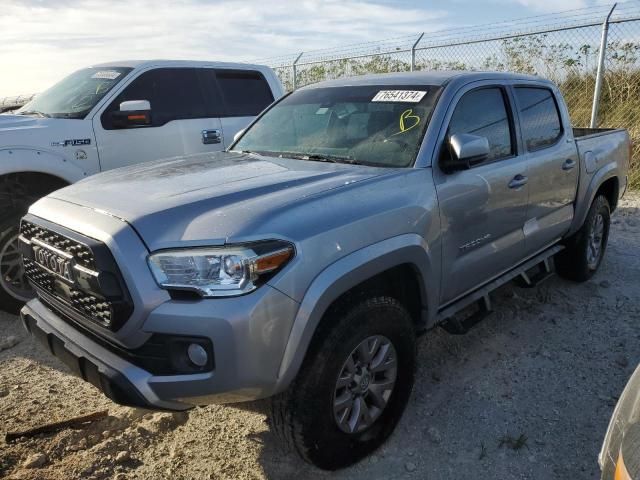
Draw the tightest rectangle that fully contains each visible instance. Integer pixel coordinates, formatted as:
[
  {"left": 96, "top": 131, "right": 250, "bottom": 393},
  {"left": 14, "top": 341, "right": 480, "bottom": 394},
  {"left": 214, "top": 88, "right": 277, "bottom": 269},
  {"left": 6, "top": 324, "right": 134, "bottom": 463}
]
[{"left": 258, "top": 1, "right": 640, "bottom": 187}]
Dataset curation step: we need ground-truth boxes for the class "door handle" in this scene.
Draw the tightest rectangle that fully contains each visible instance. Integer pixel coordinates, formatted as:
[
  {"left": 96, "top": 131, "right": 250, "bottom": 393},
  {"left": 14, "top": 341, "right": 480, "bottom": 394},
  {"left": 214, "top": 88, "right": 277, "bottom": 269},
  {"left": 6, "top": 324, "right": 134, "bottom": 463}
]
[
  {"left": 508, "top": 174, "right": 528, "bottom": 189},
  {"left": 202, "top": 129, "right": 222, "bottom": 145},
  {"left": 562, "top": 158, "right": 577, "bottom": 171}
]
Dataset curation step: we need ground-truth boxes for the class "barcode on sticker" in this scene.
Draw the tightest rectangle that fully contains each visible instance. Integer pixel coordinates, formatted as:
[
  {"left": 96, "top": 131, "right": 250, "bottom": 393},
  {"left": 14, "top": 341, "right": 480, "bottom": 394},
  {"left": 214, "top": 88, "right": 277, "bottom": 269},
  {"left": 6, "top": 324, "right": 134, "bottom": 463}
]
[
  {"left": 91, "top": 71, "right": 121, "bottom": 80},
  {"left": 372, "top": 90, "right": 427, "bottom": 103}
]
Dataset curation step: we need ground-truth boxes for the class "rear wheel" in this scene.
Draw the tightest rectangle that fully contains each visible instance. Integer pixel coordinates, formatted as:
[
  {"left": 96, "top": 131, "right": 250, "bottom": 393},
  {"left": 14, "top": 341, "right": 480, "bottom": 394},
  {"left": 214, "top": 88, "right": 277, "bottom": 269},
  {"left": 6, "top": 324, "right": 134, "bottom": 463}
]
[
  {"left": 556, "top": 195, "right": 610, "bottom": 282},
  {"left": 0, "top": 216, "right": 33, "bottom": 314},
  {"left": 269, "top": 296, "right": 416, "bottom": 470}
]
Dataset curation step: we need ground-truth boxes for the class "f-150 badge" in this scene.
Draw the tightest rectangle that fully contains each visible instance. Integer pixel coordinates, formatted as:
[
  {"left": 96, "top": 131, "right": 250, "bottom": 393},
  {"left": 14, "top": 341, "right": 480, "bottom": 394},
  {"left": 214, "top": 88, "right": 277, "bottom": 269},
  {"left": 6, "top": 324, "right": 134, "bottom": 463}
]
[{"left": 51, "top": 138, "right": 91, "bottom": 147}]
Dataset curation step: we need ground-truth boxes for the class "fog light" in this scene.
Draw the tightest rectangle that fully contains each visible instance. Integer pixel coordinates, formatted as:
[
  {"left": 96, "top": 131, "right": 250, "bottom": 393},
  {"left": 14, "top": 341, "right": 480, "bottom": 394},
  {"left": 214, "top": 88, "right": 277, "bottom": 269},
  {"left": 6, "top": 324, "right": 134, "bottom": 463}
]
[{"left": 187, "top": 343, "right": 208, "bottom": 367}]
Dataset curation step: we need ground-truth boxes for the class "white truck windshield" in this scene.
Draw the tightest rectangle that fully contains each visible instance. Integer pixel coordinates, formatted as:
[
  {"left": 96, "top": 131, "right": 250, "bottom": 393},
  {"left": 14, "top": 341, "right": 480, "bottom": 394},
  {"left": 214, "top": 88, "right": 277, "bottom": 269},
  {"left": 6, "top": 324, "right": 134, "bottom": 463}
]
[
  {"left": 16, "top": 67, "right": 133, "bottom": 119},
  {"left": 234, "top": 85, "right": 441, "bottom": 167}
]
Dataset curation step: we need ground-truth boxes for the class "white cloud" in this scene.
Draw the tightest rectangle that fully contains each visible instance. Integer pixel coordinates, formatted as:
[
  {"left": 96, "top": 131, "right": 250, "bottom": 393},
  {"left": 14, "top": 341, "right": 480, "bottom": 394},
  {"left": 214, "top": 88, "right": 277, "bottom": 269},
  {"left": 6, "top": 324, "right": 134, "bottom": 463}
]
[
  {"left": 0, "top": 0, "right": 447, "bottom": 96},
  {"left": 509, "top": 0, "right": 588, "bottom": 12}
]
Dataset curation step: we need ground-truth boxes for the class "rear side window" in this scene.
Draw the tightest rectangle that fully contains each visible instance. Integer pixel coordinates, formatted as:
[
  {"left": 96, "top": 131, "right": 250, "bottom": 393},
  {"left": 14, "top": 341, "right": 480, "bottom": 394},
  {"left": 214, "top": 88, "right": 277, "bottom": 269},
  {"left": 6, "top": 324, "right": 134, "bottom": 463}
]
[
  {"left": 101, "top": 68, "right": 208, "bottom": 129},
  {"left": 515, "top": 87, "right": 563, "bottom": 150},
  {"left": 447, "top": 87, "right": 513, "bottom": 162},
  {"left": 216, "top": 70, "right": 274, "bottom": 117}
]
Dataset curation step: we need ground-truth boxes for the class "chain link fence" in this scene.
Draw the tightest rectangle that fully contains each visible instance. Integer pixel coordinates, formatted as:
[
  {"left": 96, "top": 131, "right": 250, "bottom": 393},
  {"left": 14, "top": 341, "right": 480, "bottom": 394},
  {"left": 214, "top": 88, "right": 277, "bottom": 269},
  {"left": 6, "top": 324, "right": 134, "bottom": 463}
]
[
  {"left": 1, "top": 3, "right": 639, "bottom": 186},
  {"left": 258, "top": 2, "right": 640, "bottom": 188}
]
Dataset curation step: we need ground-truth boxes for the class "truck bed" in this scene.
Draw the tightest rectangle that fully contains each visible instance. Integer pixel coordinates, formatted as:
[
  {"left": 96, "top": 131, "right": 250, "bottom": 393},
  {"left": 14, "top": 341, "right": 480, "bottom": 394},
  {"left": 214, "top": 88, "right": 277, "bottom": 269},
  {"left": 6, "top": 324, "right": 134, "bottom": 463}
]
[{"left": 573, "top": 127, "right": 622, "bottom": 139}]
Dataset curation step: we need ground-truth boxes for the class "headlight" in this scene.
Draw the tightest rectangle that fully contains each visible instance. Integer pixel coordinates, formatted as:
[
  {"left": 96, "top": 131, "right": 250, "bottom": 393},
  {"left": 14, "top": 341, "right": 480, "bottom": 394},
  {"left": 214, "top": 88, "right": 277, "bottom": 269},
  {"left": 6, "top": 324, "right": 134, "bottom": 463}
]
[{"left": 148, "top": 241, "right": 294, "bottom": 297}]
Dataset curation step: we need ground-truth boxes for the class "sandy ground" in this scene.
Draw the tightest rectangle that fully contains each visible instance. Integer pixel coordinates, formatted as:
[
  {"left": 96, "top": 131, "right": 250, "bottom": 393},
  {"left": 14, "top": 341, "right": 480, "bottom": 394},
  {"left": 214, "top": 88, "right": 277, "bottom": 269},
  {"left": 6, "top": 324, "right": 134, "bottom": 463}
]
[{"left": 0, "top": 193, "right": 639, "bottom": 480}]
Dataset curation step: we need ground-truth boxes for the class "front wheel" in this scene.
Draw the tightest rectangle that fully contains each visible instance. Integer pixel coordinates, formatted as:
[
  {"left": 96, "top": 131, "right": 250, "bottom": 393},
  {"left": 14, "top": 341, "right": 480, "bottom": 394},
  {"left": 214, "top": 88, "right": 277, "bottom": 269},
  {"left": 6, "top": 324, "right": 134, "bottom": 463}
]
[
  {"left": 0, "top": 216, "right": 34, "bottom": 314},
  {"left": 555, "top": 195, "right": 611, "bottom": 282},
  {"left": 269, "top": 296, "right": 416, "bottom": 470}
]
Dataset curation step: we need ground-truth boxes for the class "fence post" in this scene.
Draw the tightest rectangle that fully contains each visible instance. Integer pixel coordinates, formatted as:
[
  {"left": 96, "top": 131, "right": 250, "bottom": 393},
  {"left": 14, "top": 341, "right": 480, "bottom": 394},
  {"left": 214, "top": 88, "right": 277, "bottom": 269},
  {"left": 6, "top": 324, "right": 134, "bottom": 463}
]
[
  {"left": 590, "top": 3, "right": 617, "bottom": 128},
  {"left": 411, "top": 33, "right": 425, "bottom": 72},
  {"left": 292, "top": 52, "right": 304, "bottom": 90}
]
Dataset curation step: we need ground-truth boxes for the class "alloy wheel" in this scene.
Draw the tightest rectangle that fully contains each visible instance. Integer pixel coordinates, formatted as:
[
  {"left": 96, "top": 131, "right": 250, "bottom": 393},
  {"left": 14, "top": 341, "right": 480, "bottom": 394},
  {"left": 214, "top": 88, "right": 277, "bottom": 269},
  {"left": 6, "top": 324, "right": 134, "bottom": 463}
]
[
  {"left": 333, "top": 335, "right": 398, "bottom": 434},
  {"left": 0, "top": 231, "right": 33, "bottom": 302},
  {"left": 586, "top": 212, "right": 605, "bottom": 269}
]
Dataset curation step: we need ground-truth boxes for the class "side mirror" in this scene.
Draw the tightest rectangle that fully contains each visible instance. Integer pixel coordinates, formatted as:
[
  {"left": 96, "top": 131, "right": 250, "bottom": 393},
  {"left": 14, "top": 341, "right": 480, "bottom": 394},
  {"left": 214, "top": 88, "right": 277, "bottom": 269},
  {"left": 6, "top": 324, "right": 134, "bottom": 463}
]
[
  {"left": 233, "top": 129, "right": 245, "bottom": 143},
  {"left": 111, "top": 100, "right": 151, "bottom": 128},
  {"left": 443, "top": 133, "right": 490, "bottom": 172}
]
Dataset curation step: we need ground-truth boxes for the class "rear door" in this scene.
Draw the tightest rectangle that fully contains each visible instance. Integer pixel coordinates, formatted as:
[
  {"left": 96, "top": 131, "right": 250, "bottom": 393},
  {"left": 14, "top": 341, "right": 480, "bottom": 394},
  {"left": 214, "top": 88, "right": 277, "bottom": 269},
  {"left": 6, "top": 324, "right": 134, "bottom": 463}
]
[
  {"left": 434, "top": 84, "right": 529, "bottom": 305},
  {"left": 205, "top": 69, "right": 275, "bottom": 148},
  {"left": 512, "top": 86, "right": 579, "bottom": 255},
  {"left": 94, "top": 68, "right": 223, "bottom": 171}
]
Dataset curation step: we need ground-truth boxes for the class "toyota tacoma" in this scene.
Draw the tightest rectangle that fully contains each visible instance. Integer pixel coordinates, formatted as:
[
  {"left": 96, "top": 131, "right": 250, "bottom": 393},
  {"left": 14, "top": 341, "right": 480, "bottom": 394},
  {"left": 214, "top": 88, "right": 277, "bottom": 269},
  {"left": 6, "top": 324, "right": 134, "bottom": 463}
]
[{"left": 18, "top": 71, "right": 630, "bottom": 469}]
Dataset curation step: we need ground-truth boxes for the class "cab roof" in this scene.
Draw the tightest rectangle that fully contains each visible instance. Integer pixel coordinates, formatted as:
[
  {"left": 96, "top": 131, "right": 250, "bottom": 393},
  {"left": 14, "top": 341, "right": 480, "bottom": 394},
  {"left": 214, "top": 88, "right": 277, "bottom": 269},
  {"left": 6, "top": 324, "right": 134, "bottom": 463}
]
[
  {"left": 302, "top": 70, "right": 546, "bottom": 89},
  {"left": 89, "top": 59, "right": 272, "bottom": 71}
]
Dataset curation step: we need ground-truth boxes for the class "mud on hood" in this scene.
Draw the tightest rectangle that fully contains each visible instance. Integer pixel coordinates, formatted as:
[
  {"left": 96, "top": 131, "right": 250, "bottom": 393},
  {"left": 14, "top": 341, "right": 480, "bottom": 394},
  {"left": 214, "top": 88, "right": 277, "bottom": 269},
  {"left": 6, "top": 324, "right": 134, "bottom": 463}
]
[{"left": 51, "top": 151, "right": 390, "bottom": 250}]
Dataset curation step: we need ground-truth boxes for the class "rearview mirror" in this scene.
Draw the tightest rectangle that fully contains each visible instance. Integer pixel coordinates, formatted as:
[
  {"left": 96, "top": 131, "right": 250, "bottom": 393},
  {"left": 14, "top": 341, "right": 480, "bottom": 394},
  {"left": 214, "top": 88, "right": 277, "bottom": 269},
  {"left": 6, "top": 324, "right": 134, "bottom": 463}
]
[
  {"left": 442, "top": 133, "right": 490, "bottom": 172},
  {"left": 111, "top": 100, "right": 151, "bottom": 128}
]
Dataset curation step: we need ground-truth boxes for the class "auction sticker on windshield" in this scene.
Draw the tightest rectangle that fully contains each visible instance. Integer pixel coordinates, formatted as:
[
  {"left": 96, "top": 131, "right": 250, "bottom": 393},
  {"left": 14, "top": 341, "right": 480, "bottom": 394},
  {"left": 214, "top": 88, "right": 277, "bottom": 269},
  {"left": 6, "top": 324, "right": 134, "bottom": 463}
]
[
  {"left": 91, "top": 71, "right": 121, "bottom": 80},
  {"left": 372, "top": 90, "right": 427, "bottom": 103}
]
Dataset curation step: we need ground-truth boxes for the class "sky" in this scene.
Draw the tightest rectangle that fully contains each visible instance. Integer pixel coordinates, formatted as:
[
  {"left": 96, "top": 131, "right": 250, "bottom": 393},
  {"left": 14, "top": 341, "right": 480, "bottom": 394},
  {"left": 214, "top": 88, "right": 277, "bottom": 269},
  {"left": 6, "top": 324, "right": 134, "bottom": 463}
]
[{"left": 0, "top": 0, "right": 609, "bottom": 97}]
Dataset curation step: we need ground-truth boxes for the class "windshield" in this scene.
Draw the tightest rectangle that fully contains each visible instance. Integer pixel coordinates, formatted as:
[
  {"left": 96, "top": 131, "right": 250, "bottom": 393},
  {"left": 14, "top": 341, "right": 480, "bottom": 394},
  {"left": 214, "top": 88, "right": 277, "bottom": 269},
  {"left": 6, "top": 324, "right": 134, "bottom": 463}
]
[
  {"left": 17, "top": 67, "right": 133, "bottom": 119},
  {"left": 234, "top": 85, "right": 441, "bottom": 167}
]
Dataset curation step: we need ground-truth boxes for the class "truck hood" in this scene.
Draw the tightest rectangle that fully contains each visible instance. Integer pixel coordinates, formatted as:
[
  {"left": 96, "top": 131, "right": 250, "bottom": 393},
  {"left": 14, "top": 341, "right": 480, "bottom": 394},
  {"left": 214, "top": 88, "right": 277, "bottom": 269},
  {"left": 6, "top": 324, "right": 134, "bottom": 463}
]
[
  {"left": 0, "top": 113, "right": 50, "bottom": 133},
  {"left": 50, "top": 151, "right": 392, "bottom": 250}
]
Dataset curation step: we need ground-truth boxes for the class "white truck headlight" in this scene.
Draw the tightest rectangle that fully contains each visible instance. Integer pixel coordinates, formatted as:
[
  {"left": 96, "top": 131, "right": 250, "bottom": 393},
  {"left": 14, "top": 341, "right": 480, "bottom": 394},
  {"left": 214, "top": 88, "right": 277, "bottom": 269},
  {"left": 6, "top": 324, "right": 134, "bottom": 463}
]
[{"left": 147, "top": 241, "right": 294, "bottom": 297}]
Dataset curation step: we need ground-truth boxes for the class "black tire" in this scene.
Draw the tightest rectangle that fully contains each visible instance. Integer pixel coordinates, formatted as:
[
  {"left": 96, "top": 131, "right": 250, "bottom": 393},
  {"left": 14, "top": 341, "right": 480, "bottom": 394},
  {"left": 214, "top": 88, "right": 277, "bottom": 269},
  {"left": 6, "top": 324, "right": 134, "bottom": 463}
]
[
  {"left": 0, "top": 215, "right": 34, "bottom": 314},
  {"left": 269, "top": 296, "right": 416, "bottom": 470},
  {"left": 555, "top": 195, "right": 610, "bottom": 282}
]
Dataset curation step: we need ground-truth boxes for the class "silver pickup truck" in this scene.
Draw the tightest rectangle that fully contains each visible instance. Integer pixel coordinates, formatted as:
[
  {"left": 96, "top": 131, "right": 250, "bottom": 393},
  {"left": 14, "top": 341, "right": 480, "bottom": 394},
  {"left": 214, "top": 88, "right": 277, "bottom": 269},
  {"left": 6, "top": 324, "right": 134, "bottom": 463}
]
[{"left": 18, "top": 71, "right": 630, "bottom": 469}]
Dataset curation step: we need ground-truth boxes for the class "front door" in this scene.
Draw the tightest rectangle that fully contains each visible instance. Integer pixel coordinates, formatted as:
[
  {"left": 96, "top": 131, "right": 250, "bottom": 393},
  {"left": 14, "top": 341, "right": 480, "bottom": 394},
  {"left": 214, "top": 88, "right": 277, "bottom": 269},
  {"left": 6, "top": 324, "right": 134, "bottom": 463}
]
[
  {"left": 434, "top": 85, "right": 530, "bottom": 305},
  {"left": 93, "top": 67, "right": 223, "bottom": 171}
]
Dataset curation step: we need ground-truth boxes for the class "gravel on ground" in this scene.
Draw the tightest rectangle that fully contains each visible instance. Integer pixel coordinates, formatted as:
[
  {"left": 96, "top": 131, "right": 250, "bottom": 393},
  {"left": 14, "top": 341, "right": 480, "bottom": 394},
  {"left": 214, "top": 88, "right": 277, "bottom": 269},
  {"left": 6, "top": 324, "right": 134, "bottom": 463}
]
[{"left": 1, "top": 193, "right": 639, "bottom": 480}]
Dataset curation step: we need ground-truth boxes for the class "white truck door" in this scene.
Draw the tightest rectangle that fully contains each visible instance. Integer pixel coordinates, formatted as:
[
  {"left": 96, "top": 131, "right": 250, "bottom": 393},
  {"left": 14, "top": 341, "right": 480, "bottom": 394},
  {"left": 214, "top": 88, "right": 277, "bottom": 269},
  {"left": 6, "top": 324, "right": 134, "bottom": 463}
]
[
  {"left": 92, "top": 67, "right": 223, "bottom": 171},
  {"left": 201, "top": 69, "right": 276, "bottom": 149}
]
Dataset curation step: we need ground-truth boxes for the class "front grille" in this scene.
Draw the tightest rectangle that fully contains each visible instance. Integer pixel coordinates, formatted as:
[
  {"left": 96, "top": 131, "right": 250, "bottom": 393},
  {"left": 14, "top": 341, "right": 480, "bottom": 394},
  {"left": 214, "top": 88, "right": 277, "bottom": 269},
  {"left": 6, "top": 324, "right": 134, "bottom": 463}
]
[
  {"left": 23, "top": 259, "right": 113, "bottom": 325},
  {"left": 20, "top": 221, "right": 95, "bottom": 269},
  {"left": 20, "top": 216, "right": 133, "bottom": 330}
]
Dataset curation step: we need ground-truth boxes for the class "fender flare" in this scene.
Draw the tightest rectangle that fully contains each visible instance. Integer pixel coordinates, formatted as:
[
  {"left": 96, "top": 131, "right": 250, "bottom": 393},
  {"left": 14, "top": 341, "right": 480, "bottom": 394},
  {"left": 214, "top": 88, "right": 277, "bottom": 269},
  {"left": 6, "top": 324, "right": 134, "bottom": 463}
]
[
  {"left": 0, "top": 147, "right": 87, "bottom": 184},
  {"left": 274, "top": 233, "right": 438, "bottom": 392},
  {"left": 568, "top": 164, "right": 619, "bottom": 237}
]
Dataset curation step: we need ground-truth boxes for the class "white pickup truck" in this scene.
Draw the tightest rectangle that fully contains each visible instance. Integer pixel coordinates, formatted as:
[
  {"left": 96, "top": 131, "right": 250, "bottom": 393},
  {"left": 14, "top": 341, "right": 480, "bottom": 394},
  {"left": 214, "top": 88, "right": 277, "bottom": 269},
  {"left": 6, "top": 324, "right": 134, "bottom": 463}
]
[{"left": 0, "top": 60, "right": 284, "bottom": 311}]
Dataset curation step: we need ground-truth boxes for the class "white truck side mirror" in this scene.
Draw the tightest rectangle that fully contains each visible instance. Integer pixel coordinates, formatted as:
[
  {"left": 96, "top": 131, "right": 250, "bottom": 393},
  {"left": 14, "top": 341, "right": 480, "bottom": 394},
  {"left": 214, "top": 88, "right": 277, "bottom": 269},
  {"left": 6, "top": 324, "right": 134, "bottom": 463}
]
[
  {"left": 119, "top": 100, "right": 151, "bottom": 112},
  {"left": 112, "top": 100, "right": 152, "bottom": 128}
]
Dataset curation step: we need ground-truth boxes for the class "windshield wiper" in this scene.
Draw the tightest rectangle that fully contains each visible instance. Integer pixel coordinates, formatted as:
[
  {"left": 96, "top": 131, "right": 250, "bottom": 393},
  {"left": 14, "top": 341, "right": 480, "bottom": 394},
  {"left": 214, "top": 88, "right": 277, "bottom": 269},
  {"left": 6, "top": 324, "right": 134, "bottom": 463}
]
[
  {"left": 267, "top": 151, "right": 359, "bottom": 165},
  {"left": 239, "top": 150, "right": 361, "bottom": 165},
  {"left": 304, "top": 154, "right": 360, "bottom": 165},
  {"left": 18, "top": 110, "right": 50, "bottom": 118}
]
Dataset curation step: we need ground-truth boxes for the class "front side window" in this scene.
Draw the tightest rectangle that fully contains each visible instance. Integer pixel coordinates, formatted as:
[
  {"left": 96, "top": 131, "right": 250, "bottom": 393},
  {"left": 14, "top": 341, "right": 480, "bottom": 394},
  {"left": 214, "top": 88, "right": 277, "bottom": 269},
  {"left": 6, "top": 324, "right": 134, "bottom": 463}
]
[
  {"left": 17, "top": 67, "right": 132, "bottom": 119},
  {"left": 447, "top": 87, "right": 513, "bottom": 162},
  {"left": 234, "top": 85, "right": 441, "bottom": 168},
  {"left": 101, "top": 68, "right": 207, "bottom": 129},
  {"left": 515, "top": 87, "right": 562, "bottom": 150}
]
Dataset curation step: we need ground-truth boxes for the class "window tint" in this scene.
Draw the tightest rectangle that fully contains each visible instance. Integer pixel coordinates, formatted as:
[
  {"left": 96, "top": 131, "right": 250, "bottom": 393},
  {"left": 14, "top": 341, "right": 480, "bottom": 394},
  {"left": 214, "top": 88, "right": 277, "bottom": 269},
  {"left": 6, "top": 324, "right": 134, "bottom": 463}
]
[
  {"left": 515, "top": 87, "right": 562, "bottom": 150},
  {"left": 102, "top": 68, "right": 207, "bottom": 129},
  {"left": 216, "top": 70, "right": 274, "bottom": 117},
  {"left": 448, "top": 88, "right": 513, "bottom": 162}
]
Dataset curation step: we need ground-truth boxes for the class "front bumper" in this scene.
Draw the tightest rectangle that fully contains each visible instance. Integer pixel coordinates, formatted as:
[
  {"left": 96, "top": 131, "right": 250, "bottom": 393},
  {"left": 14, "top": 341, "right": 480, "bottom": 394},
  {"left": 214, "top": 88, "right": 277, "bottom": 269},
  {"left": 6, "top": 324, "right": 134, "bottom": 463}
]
[{"left": 21, "top": 282, "right": 300, "bottom": 410}]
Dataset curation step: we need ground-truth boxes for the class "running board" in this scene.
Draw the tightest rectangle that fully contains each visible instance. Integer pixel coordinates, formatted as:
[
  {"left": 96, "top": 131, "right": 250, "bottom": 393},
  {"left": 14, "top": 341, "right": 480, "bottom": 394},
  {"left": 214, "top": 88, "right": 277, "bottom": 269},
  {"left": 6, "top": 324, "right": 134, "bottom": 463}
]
[
  {"left": 441, "top": 295, "right": 492, "bottom": 335},
  {"left": 437, "top": 244, "right": 564, "bottom": 334},
  {"left": 517, "top": 257, "right": 554, "bottom": 288}
]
